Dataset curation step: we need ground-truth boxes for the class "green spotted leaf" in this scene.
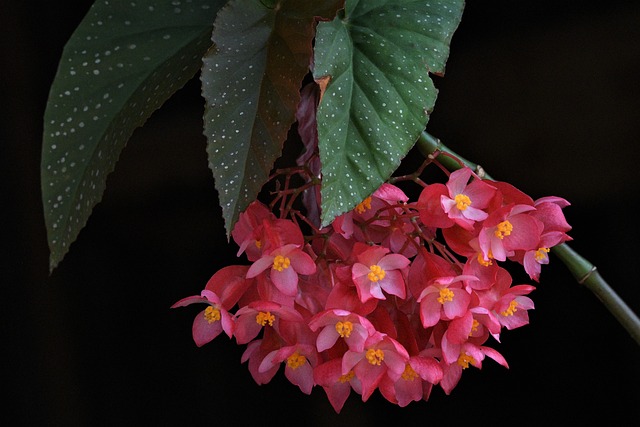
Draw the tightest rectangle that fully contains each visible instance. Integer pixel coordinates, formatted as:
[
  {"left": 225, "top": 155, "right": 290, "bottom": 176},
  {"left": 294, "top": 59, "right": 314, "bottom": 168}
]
[
  {"left": 42, "top": 0, "right": 226, "bottom": 271},
  {"left": 313, "top": 0, "right": 464, "bottom": 226},
  {"left": 201, "top": 0, "right": 343, "bottom": 237}
]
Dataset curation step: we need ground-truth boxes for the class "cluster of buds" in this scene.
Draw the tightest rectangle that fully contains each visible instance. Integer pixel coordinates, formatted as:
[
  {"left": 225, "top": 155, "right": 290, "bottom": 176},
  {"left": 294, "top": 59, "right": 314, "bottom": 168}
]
[{"left": 173, "top": 164, "right": 571, "bottom": 412}]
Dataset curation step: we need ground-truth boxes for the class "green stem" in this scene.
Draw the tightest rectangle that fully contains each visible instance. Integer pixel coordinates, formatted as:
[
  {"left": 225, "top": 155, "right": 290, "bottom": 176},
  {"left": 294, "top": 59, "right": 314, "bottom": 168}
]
[
  {"left": 552, "top": 244, "right": 640, "bottom": 345},
  {"left": 416, "top": 130, "right": 640, "bottom": 346},
  {"left": 416, "top": 131, "right": 494, "bottom": 180}
]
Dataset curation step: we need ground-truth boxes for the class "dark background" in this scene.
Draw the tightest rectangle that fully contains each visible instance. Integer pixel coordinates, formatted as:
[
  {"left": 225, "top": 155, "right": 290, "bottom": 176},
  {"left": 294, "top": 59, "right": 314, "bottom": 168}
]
[{"left": 3, "top": 1, "right": 640, "bottom": 425}]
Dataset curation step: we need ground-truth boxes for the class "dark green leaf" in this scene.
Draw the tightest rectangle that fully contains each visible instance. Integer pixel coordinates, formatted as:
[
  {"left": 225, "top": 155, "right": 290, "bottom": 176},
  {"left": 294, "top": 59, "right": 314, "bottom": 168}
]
[
  {"left": 201, "top": 0, "right": 343, "bottom": 236},
  {"left": 313, "top": 0, "right": 464, "bottom": 226},
  {"left": 42, "top": 0, "right": 226, "bottom": 271}
]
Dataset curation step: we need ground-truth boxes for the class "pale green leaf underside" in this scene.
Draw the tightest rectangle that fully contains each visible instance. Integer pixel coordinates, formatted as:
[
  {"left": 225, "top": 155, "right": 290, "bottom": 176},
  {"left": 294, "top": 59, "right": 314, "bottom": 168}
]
[
  {"left": 42, "top": 0, "right": 225, "bottom": 271},
  {"left": 314, "top": 0, "right": 464, "bottom": 226},
  {"left": 202, "top": 0, "right": 342, "bottom": 237}
]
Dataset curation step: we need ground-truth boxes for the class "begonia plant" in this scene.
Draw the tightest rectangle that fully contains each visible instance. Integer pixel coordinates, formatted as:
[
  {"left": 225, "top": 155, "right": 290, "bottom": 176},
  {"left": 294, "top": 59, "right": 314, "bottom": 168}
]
[{"left": 41, "top": 0, "right": 639, "bottom": 413}]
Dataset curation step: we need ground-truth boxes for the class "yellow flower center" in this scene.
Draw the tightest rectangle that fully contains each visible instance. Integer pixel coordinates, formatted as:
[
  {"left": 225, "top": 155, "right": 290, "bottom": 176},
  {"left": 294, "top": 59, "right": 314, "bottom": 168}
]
[
  {"left": 494, "top": 220, "right": 513, "bottom": 239},
  {"left": 367, "top": 264, "right": 386, "bottom": 282},
  {"left": 286, "top": 352, "right": 307, "bottom": 370},
  {"left": 401, "top": 363, "right": 419, "bottom": 381},
  {"left": 339, "top": 371, "right": 355, "bottom": 383},
  {"left": 454, "top": 194, "right": 472, "bottom": 211},
  {"left": 457, "top": 353, "right": 476, "bottom": 369},
  {"left": 365, "top": 348, "right": 385, "bottom": 366},
  {"left": 255, "top": 311, "right": 275, "bottom": 326},
  {"left": 437, "top": 288, "right": 455, "bottom": 304},
  {"left": 355, "top": 196, "right": 372, "bottom": 214},
  {"left": 501, "top": 300, "right": 518, "bottom": 317},
  {"left": 535, "top": 247, "right": 550, "bottom": 261},
  {"left": 203, "top": 306, "right": 221, "bottom": 324},
  {"left": 335, "top": 321, "right": 354, "bottom": 338},
  {"left": 477, "top": 251, "right": 493, "bottom": 267},
  {"left": 272, "top": 255, "right": 291, "bottom": 271}
]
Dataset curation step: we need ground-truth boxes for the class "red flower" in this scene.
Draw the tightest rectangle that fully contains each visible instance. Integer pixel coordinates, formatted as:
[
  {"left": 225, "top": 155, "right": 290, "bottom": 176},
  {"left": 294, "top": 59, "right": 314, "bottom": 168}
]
[
  {"left": 247, "top": 244, "right": 316, "bottom": 296},
  {"left": 259, "top": 344, "right": 318, "bottom": 395},
  {"left": 417, "top": 275, "right": 476, "bottom": 328},
  {"left": 314, "top": 358, "right": 363, "bottom": 413},
  {"left": 378, "top": 354, "right": 443, "bottom": 407},
  {"left": 342, "top": 333, "right": 410, "bottom": 401},
  {"left": 234, "top": 300, "right": 303, "bottom": 345},
  {"left": 171, "top": 290, "right": 234, "bottom": 347},
  {"left": 351, "top": 243, "right": 410, "bottom": 303},
  {"left": 478, "top": 204, "right": 543, "bottom": 262},
  {"left": 309, "top": 309, "right": 376, "bottom": 352}
]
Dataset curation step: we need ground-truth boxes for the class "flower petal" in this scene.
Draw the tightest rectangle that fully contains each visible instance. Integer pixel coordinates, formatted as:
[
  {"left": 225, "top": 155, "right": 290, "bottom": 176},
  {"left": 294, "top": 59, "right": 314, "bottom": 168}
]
[{"left": 271, "top": 267, "right": 299, "bottom": 296}]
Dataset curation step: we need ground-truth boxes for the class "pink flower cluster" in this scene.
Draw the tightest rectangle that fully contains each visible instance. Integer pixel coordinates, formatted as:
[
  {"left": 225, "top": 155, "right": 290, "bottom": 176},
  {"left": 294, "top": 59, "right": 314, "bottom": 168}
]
[{"left": 173, "top": 167, "right": 571, "bottom": 412}]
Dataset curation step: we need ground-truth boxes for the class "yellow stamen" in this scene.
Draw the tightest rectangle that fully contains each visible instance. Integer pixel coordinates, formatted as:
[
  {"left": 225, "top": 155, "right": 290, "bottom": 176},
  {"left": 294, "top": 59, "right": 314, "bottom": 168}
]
[
  {"left": 256, "top": 311, "right": 275, "bottom": 326},
  {"left": 339, "top": 371, "right": 355, "bottom": 383},
  {"left": 494, "top": 220, "right": 513, "bottom": 239},
  {"left": 454, "top": 194, "right": 472, "bottom": 211},
  {"left": 255, "top": 239, "right": 262, "bottom": 249},
  {"left": 203, "top": 306, "right": 221, "bottom": 324},
  {"left": 355, "top": 196, "right": 372, "bottom": 214},
  {"left": 477, "top": 251, "right": 493, "bottom": 267},
  {"left": 401, "top": 363, "right": 419, "bottom": 381},
  {"left": 286, "top": 352, "right": 307, "bottom": 370},
  {"left": 272, "top": 255, "right": 291, "bottom": 272},
  {"left": 367, "top": 264, "right": 386, "bottom": 282},
  {"left": 365, "top": 348, "right": 385, "bottom": 366},
  {"left": 457, "top": 353, "right": 476, "bottom": 369},
  {"left": 335, "top": 321, "right": 354, "bottom": 338},
  {"left": 535, "top": 247, "right": 550, "bottom": 261},
  {"left": 437, "top": 288, "right": 455, "bottom": 304},
  {"left": 501, "top": 300, "right": 518, "bottom": 317},
  {"left": 470, "top": 319, "right": 480, "bottom": 335}
]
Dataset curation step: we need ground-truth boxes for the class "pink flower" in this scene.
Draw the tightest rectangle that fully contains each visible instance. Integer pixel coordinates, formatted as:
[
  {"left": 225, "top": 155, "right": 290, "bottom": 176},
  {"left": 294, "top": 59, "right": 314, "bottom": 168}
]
[
  {"left": 417, "top": 275, "right": 476, "bottom": 328},
  {"left": 478, "top": 204, "right": 543, "bottom": 262},
  {"left": 511, "top": 197, "right": 572, "bottom": 281},
  {"left": 486, "top": 180, "right": 535, "bottom": 207},
  {"left": 325, "top": 266, "right": 379, "bottom": 316},
  {"left": 519, "top": 233, "right": 562, "bottom": 281},
  {"left": 494, "top": 286, "right": 535, "bottom": 330},
  {"left": 202, "top": 265, "right": 253, "bottom": 310},
  {"left": 532, "top": 196, "right": 572, "bottom": 235},
  {"left": 342, "top": 333, "right": 410, "bottom": 401},
  {"left": 231, "top": 201, "right": 275, "bottom": 261},
  {"left": 351, "top": 243, "right": 410, "bottom": 303},
  {"left": 234, "top": 300, "right": 304, "bottom": 345},
  {"left": 309, "top": 309, "right": 376, "bottom": 352},
  {"left": 233, "top": 202, "right": 307, "bottom": 263},
  {"left": 293, "top": 263, "right": 332, "bottom": 314},
  {"left": 440, "top": 168, "right": 496, "bottom": 230},
  {"left": 440, "top": 342, "right": 508, "bottom": 394},
  {"left": 174, "top": 165, "right": 572, "bottom": 409},
  {"left": 417, "top": 183, "right": 454, "bottom": 228},
  {"left": 475, "top": 269, "right": 536, "bottom": 332},
  {"left": 378, "top": 217, "right": 419, "bottom": 258},
  {"left": 259, "top": 344, "right": 318, "bottom": 394},
  {"left": 407, "top": 248, "right": 460, "bottom": 300},
  {"left": 333, "top": 183, "right": 409, "bottom": 240},
  {"left": 171, "top": 290, "right": 234, "bottom": 347},
  {"left": 363, "top": 183, "right": 410, "bottom": 228},
  {"left": 442, "top": 311, "right": 478, "bottom": 348},
  {"left": 241, "top": 327, "right": 282, "bottom": 385},
  {"left": 314, "top": 358, "right": 363, "bottom": 413},
  {"left": 246, "top": 243, "right": 316, "bottom": 296},
  {"left": 378, "top": 354, "right": 443, "bottom": 407}
]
